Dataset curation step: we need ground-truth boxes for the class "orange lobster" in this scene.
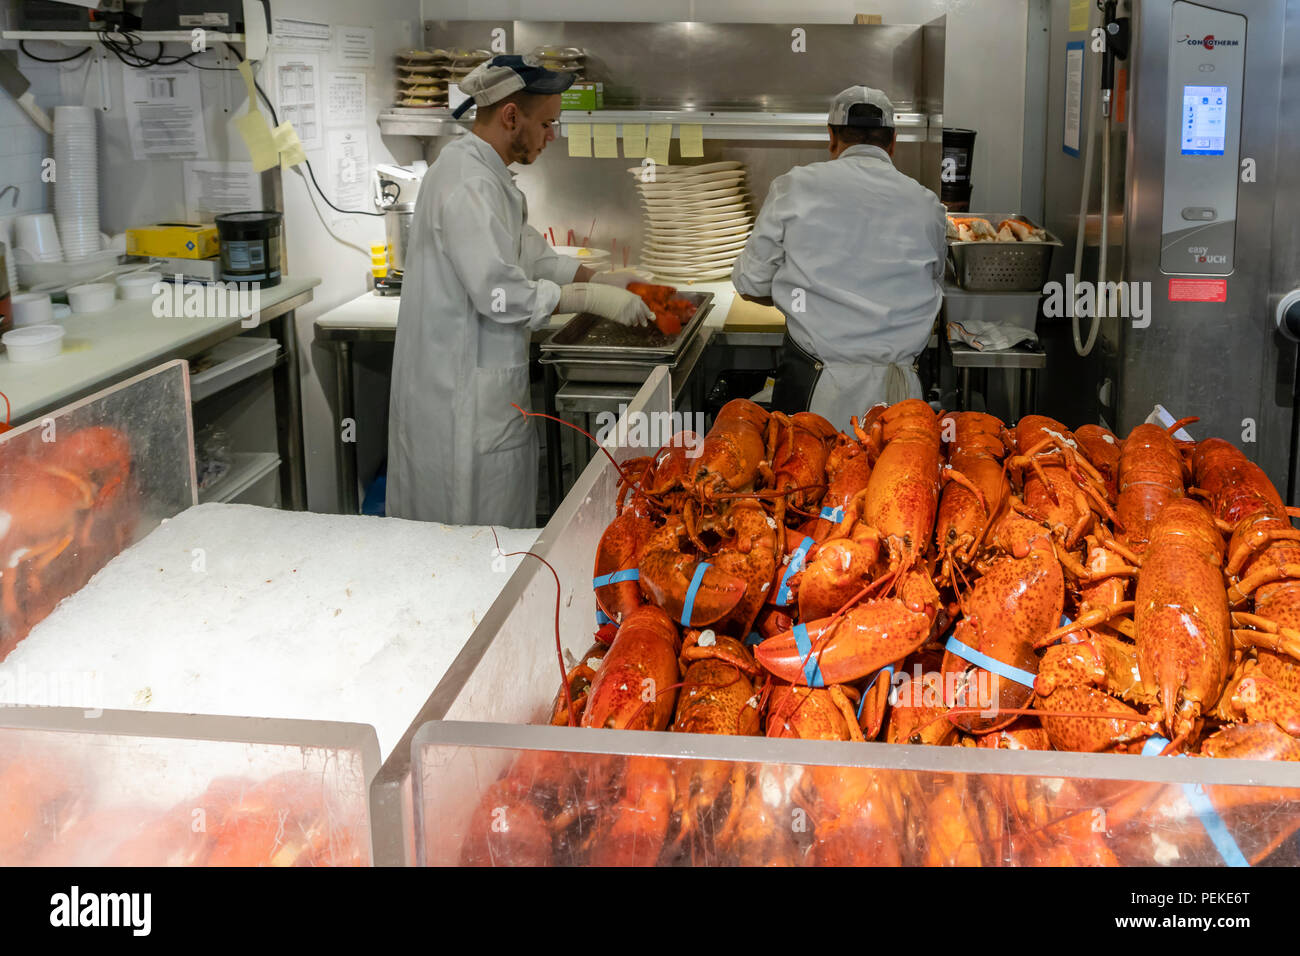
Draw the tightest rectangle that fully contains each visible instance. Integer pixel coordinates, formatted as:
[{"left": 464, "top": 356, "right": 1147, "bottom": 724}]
[
  {"left": 1005, "top": 415, "right": 1116, "bottom": 549},
  {"left": 1193, "top": 438, "right": 1300, "bottom": 717},
  {"left": 1073, "top": 424, "right": 1121, "bottom": 500},
  {"left": 581, "top": 604, "right": 682, "bottom": 730},
  {"left": 936, "top": 411, "right": 1009, "bottom": 588},
  {"left": 627, "top": 281, "right": 694, "bottom": 336},
  {"left": 1114, "top": 422, "right": 1187, "bottom": 554}
]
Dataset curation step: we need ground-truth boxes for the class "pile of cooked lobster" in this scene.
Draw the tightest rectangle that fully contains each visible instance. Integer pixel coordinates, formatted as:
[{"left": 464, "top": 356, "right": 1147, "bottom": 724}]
[
  {"left": 0, "top": 424, "right": 137, "bottom": 661},
  {"left": 627, "top": 281, "right": 695, "bottom": 336},
  {"left": 461, "top": 399, "right": 1300, "bottom": 865}
]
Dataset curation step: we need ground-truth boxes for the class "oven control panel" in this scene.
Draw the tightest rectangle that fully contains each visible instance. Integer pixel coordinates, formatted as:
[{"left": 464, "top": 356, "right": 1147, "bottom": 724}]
[{"left": 1160, "top": 1, "right": 1246, "bottom": 274}]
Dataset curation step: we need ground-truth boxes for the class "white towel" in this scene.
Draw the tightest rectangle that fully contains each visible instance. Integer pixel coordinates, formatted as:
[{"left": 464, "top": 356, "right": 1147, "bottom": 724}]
[{"left": 947, "top": 319, "right": 1039, "bottom": 352}]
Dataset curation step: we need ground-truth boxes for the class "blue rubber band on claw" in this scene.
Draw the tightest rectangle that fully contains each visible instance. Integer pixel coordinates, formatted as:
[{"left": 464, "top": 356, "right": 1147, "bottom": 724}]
[
  {"left": 775, "top": 535, "right": 814, "bottom": 606},
  {"left": 680, "top": 562, "right": 711, "bottom": 626},
  {"left": 944, "top": 635, "right": 1038, "bottom": 689},
  {"left": 1142, "top": 736, "right": 1249, "bottom": 868},
  {"left": 595, "top": 608, "right": 612, "bottom": 626},
  {"left": 592, "top": 568, "right": 639, "bottom": 588},
  {"left": 857, "top": 665, "right": 894, "bottom": 720},
  {"left": 820, "top": 506, "right": 845, "bottom": 523},
  {"left": 792, "top": 623, "right": 826, "bottom": 688}
]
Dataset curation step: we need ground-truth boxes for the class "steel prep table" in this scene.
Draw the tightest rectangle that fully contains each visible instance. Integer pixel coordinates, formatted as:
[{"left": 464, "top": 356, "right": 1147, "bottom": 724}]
[
  {"left": 1, "top": 277, "right": 319, "bottom": 510},
  {"left": 313, "top": 280, "right": 788, "bottom": 515}
]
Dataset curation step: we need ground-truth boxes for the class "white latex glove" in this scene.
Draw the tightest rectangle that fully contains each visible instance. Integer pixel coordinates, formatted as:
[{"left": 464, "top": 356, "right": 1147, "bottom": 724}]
[{"left": 557, "top": 282, "right": 653, "bottom": 327}]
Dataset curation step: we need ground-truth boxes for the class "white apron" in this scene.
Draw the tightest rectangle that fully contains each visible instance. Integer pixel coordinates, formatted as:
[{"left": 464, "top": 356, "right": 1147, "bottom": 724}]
[
  {"left": 386, "top": 134, "right": 579, "bottom": 527},
  {"left": 809, "top": 362, "right": 923, "bottom": 433}
]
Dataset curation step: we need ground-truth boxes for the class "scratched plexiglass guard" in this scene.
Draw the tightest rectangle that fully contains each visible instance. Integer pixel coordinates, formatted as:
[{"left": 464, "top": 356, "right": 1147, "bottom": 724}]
[
  {"left": 0, "top": 711, "right": 374, "bottom": 865},
  {"left": 0, "top": 362, "right": 195, "bottom": 659},
  {"left": 414, "top": 724, "right": 1300, "bottom": 866}
]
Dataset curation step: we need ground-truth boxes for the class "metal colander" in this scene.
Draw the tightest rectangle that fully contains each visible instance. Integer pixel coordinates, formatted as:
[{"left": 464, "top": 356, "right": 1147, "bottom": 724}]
[{"left": 947, "top": 213, "right": 1062, "bottom": 292}]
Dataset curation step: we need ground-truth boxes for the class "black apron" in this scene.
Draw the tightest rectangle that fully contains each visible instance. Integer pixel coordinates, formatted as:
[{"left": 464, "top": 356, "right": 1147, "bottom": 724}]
[{"left": 770, "top": 329, "right": 824, "bottom": 415}]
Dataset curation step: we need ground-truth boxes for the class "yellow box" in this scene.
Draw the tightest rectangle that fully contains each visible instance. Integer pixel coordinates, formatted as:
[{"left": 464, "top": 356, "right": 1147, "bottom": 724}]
[{"left": 126, "top": 222, "right": 221, "bottom": 260}]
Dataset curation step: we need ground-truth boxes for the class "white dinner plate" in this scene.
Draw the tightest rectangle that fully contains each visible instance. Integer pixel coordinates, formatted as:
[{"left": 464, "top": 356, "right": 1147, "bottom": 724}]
[{"left": 635, "top": 172, "right": 746, "bottom": 191}]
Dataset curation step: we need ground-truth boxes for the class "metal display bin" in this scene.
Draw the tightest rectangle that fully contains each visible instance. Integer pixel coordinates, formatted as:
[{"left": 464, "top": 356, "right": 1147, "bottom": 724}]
[
  {"left": 0, "top": 707, "right": 379, "bottom": 866},
  {"left": 370, "top": 367, "right": 675, "bottom": 864},
  {"left": 370, "top": 370, "right": 1300, "bottom": 866}
]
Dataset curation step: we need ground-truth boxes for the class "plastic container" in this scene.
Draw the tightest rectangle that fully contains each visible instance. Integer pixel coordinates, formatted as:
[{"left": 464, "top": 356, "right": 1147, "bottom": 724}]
[
  {"left": 67, "top": 282, "right": 116, "bottom": 313},
  {"left": 214, "top": 211, "right": 282, "bottom": 288},
  {"left": 3, "top": 323, "right": 65, "bottom": 362},
  {"left": 116, "top": 272, "right": 163, "bottom": 300},
  {"left": 12, "top": 292, "right": 53, "bottom": 327}
]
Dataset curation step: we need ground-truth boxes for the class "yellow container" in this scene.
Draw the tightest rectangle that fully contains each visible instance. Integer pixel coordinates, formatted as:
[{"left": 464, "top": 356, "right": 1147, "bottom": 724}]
[{"left": 126, "top": 223, "right": 220, "bottom": 260}]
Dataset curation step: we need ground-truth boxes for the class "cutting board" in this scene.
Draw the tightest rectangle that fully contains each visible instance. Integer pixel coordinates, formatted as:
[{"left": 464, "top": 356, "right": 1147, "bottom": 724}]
[{"left": 723, "top": 295, "right": 786, "bottom": 332}]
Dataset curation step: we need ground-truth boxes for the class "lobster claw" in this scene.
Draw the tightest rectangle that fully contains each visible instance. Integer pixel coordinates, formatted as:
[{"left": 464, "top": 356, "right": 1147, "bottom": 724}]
[
  {"left": 593, "top": 512, "right": 653, "bottom": 621},
  {"left": 755, "top": 599, "right": 932, "bottom": 687},
  {"left": 639, "top": 550, "right": 747, "bottom": 628}
]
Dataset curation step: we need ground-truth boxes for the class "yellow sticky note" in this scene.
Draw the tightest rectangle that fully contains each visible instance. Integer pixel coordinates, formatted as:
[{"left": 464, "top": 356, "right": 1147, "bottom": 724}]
[
  {"left": 234, "top": 109, "right": 279, "bottom": 172},
  {"left": 592, "top": 124, "right": 619, "bottom": 158},
  {"left": 679, "top": 124, "right": 704, "bottom": 158},
  {"left": 647, "top": 124, "right": 672, "bottom": 166},
  {"left": 237, "top": 59, "right": 259, "bottom": 105},
  {"left": 622, "top": 123, "right": 646, "bottom": 158},
  {"left": 567, "top": 122, "right": 591, "bottom": 157},
  {"left": 1069, "top": 0, "right": 1090, "bottom": 32},
  {"left": 273, "top": 122, "right": 307, "bottom": 168}
]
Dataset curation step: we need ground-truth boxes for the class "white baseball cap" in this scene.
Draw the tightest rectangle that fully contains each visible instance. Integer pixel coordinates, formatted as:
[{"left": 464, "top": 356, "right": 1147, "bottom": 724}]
[
  {"left": 451, "top": 54, "right": 576, "bottom": 118},
  {"left": 827, "top": 86, "right": 895, "bottom": 129}
]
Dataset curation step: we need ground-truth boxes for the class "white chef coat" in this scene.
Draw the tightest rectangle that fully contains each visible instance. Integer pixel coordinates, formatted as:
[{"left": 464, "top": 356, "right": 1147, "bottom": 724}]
[
  {"left": 387, "top": 133, "right": 580, "bottom": 527},
  {"left": 731, "top": 144, "right": 947, "bottom": 431}
]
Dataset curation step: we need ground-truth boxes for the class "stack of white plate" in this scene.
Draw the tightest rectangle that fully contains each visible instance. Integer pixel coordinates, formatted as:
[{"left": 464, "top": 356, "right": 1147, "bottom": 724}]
[
  {"left": 394, "top": 50, "right": 449, "bottom": 108},
  {"left": 629, "top": 161, "right": 754, "bottom": 282},
  {"left": 531, "top": 46, "right": 585, "bottom": 78},
  {"left": 53, "top": 106, "right": 100, "bottom": 261}
]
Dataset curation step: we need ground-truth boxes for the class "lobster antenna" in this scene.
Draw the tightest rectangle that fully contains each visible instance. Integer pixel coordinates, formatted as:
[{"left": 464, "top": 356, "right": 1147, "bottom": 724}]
[
  {"left": 1164, "top": 416, "right": 1200, "bottom": 436},
  {"left": 489, "top": 526, "right": 577, "bottom": 728},
  {"left": 512, "top": 404, "right": 638, "bottom": 486}
]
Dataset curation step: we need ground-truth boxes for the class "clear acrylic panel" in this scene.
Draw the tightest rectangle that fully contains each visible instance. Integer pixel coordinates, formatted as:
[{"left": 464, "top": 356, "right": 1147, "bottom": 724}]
[
  {"left": 0, "top": 707, "right": 377, "bottom": 866},
  {"left": 413, "top": 723, "right": 1300, "bottom": 867},
  {"left": 0, "top": 362, "right": 195, "bottom": 658}
]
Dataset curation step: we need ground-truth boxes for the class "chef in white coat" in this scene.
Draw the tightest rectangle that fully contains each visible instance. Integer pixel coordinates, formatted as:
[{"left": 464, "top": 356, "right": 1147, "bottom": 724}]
[
  {"left": 731, "top": 87, "right": 947, "bottom": 431},
  {"left": 388, "top": 55, "right": 652, "bottom": 527}
]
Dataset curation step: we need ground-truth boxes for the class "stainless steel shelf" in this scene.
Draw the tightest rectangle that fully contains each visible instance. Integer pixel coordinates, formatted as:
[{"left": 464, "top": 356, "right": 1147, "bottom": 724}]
[
  {"left": 378, "top": 108, "right": 469, "bottom": 138},
  {"left": 4, "top": 30, "right": 245, "bottom": 42},
  {"left": 378, "top": 107, "right": 941, "bottom": 143}
]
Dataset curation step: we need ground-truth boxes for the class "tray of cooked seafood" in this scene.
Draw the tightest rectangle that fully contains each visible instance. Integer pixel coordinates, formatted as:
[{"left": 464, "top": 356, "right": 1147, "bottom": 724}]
[
  {"left": 541, "top": 288, "right": 712, "bottom": 362},
  {"left": 946, "top": 213, "right": 1063, "bottom": 291}
]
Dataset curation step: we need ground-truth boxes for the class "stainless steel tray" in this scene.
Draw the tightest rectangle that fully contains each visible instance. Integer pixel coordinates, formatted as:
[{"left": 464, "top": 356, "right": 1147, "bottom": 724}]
[
  {"left": 539, "top": 291, "right": 713, "bottom": 363},
  {"left": 947, "top": 213, "right": 1062, "bottom": 292}
]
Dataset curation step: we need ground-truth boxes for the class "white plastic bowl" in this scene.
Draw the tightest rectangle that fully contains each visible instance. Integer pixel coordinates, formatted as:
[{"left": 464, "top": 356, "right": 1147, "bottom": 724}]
[
  {"left": 117, "top": 271, "right": 162, "bottom": 300},
  {"left": 67, "top": 282, "right": 116, "bottom": 314},
  {"left": 3, "top": 323, "right": 65, "bottom": 362}
]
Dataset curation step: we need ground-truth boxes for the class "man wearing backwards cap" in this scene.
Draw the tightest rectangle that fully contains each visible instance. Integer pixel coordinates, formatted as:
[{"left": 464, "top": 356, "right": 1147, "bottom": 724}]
[
  {"left": 388, "top": 55, "right": 652, "bottom": 527},
  {"left": 731, "top": 86, "right": 946, "bottom": 431}
]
